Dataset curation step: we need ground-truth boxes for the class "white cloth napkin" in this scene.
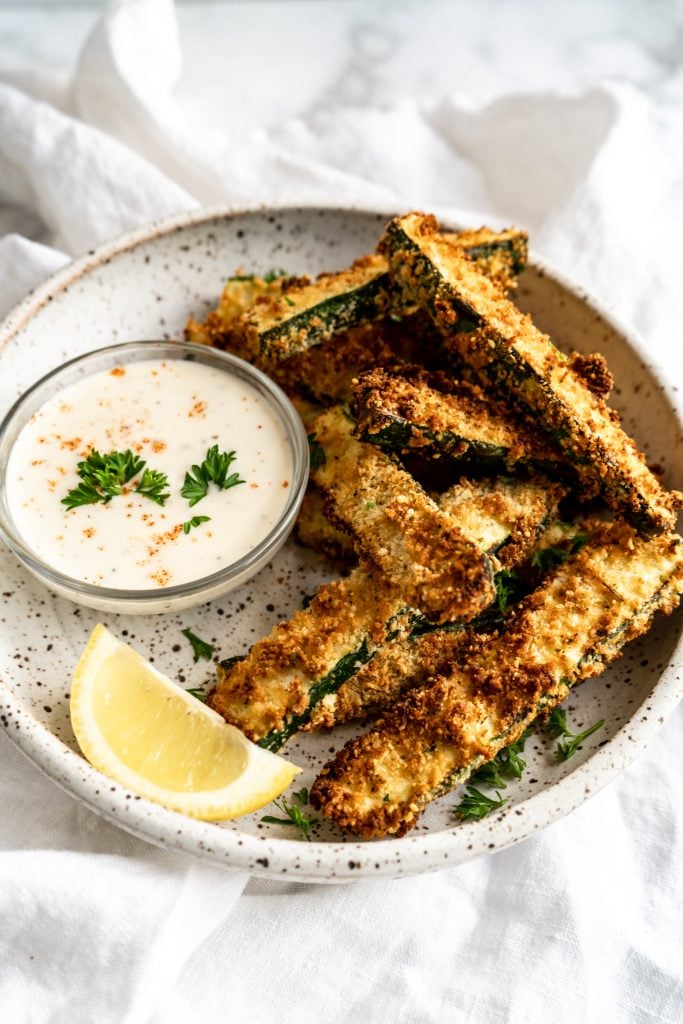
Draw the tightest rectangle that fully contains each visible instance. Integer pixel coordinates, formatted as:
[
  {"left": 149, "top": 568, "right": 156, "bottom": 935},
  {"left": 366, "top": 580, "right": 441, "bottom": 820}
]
[{"left": 1, "top": 2, "right": 681, "bottom": 1022}]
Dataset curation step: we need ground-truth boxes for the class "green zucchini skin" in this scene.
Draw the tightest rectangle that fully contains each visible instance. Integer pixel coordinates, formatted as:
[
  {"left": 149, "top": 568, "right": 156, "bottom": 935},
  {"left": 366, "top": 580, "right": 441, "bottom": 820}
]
[
  {"left": 440, "top": 228, "right": 528, "bottom": 294},
  {"left": 253, "top": 259, "right": 391, "bottom": 362},
  {"left": 295, "top": 451, "right": 562, "bottom": 571},
  {"left": 379, "top": 212, "right": 677, "bottom": 537},
  {"left": 457, "top": 237, "right": 527, "bottom": 277},
  {"left": 208, "top": 565, "right": 412, "bottom": 750},
  {"left": 258, "top": 640, "right": 373, "bottom": 751},
  {"left": 352, "top": 366, "right": 564, "bottom": 475},
  {"left": 248, "top": 229, "right": 528, "bottom": 363},
  {"left": 358, "top": 411, "right": 508, "bottom": 462},
  {"left": 309, "top": 520, "right": 683, "bottom": 838}
]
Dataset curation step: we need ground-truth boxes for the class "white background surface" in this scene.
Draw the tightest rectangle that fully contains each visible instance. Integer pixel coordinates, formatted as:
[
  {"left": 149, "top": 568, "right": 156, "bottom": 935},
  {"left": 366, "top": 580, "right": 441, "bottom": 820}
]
[{"left": 0, "top": 2, "right": 682, "bottom": 1022}]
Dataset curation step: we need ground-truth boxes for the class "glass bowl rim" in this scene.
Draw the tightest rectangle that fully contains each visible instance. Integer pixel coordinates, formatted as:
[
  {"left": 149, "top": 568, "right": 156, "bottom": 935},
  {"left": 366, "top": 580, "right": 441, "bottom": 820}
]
[{"left": 0, "top": 339, "right": 310, "bottom": 604}]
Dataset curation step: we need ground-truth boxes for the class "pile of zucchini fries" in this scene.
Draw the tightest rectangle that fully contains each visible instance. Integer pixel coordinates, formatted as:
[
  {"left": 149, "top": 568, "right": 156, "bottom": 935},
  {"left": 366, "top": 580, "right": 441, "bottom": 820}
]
[{"left": 187, "top": 212, "right": 683, "bottom": 840}]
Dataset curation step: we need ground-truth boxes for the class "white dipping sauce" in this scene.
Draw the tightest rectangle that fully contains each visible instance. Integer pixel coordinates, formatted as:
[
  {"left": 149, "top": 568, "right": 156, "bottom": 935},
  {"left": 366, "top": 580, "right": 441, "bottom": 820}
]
[{"left": 5, "top": 359, "right": 293, "bottom": 589}]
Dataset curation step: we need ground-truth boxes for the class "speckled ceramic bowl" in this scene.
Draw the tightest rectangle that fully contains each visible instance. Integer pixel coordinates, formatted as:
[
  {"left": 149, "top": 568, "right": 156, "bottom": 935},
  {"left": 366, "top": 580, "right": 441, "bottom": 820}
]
[{"left": 0, "top": 204, "right": 681, "bottom": 882}]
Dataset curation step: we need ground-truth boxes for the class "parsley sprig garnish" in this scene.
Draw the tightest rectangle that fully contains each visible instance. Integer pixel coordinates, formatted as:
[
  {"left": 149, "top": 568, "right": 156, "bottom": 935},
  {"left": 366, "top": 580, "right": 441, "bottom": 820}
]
[
  {"left": 61, "top": 480, "right": 105, "bottom": 510},
  {"left": 547, "top": 708, "right": 604, "bottom": 762},
  {"left": 263, "top": 268, "right": 288, "bottom": 283},
  {"left": 454, "top": 787, "right": 507, "bottom": 821},
  {"left": 62, "top": 449, "right": 169, "bottom": 510},
  {"left": 87, "top": 449, "right": 144, "bottom": 495},
  {"left": 454, "top": 728, "right": 532, "bottom": 820},
  {"left": 453, "top": 706, "right": 607, "bottom": 821},
  {"left": 498, "top": 727, "right": 532, "bottom": 778},
  {"left": 471, "top": 727, "right": 532, "bottom": 788},
  {"left": 261, "top": 787, "right": 317, "bottom": 840},
  {"left": 468, "top": 759, "right": 507, "bottom": 790},
  {"left": 181, "top": 627, "right": 215, "bottom": 663},
  {"left": 181, "top": 445, "right": 245, "bottom": 507},
  {"left": 186, "top": 686, "right": 208, "bottom": 703},
  {"left": 182, "top": 515, "right": 211, "bottom": 534},
  {"left": 135, "top": 467, "right": 171, "bottom": 506}
]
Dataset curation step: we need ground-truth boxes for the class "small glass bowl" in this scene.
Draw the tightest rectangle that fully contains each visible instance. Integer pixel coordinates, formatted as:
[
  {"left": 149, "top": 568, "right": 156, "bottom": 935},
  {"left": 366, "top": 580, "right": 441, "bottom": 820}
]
[{"left": 0, "top": 341, "right": 309, "bottom": 615}]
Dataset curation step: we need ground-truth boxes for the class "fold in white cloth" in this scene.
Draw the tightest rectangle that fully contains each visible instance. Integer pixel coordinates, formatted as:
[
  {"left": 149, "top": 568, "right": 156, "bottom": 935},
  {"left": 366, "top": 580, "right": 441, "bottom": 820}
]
[{"left": 0, "top": 2, "right": 681, "bottom": 1022}]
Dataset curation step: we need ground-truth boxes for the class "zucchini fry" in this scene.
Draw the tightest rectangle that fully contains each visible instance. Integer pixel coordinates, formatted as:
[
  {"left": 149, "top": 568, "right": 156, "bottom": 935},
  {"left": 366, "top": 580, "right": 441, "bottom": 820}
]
[
  {"left": 185, "top": 271, "right": 306, "bottom": 361},
  {"left": 309, "top": 488, "right": 568, "bottom": 730},
  {"left": 245, "top": 229, "right": 527, "bottom": 362},
  {"left": 211, "top": 474, "right": 563, "bottom": 747},
  {"left": 379, "top": 212, "right": 678, "bottom": 536},
  {"left": 207, "top": 565, "right": 413, "bottom": 751},
  {"left": 310, "top": 521, "right": 683, "bottom": 837},
  {"left": 438, "top": 476, "right": 566, "bottom": 569},
  {"left": 295, "top": 471, "right": 562, "bottom": 571},
  {"left": 310, "top": 406, "right": 495, "bottom": 623},
  {"left": 309, "top": 624, "right": 467, "bottom": 731},
  {"left": 352, "top": 366, "right": 563, "bottom": 474},
  {"left": 242, "top": 256, "right": 391, "bottom": 363}
]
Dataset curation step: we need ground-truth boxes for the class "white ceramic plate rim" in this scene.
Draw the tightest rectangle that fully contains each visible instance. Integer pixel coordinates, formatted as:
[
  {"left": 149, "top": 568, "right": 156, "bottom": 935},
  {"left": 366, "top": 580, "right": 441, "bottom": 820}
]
[{"left": 0, "top": 200, "right": 681, "bottom": 883}]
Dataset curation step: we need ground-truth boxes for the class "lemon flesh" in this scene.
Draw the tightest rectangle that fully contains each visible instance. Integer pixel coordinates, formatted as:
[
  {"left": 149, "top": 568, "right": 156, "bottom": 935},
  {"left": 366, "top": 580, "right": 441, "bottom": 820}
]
[{"left": 70, "top": 624, "right": 300, "bottom": 820}]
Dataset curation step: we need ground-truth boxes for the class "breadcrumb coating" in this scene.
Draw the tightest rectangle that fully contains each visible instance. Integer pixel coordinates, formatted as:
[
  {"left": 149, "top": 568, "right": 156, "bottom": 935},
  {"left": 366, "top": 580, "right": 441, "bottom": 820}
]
[
  {"left": 353, "top": 365, "right": 563, "bottom": 472},
  {"left": 310, "top": 521, "right": 683, "bottom": 837},
  {"left": 208, "top": 565, "right": 410, "bottom": 748},
  {"left": 380, "top": 212, "right": 677, "bottom": 535},
  {"left": 188, "top": 214, "right": 681, "bottom": 843},
  {"left": 311, "top": 406, "right": 495, "bottom": 623}
]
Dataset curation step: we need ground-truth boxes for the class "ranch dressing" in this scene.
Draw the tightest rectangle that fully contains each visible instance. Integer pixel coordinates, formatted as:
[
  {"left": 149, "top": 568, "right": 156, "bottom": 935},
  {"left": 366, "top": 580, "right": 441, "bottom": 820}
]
[{"left": 5, "top": 359, "right": 293, "bottom": 589}]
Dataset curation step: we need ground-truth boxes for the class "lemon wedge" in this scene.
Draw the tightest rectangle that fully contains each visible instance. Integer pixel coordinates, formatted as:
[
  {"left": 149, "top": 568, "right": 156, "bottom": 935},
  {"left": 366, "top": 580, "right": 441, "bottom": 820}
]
[{"left": 70, "top": 624, "right": 301, "bottom": 820}]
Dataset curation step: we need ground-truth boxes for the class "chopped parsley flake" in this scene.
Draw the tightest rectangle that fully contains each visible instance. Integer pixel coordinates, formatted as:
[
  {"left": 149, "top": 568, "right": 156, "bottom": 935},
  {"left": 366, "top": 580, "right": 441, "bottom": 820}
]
[
  {"left": 261, "top": 788, "right": 317, "bottom": 840},
  {"left": 454, "top": 787, "right": 507, "bottom": 821},
  {"left": 182, "top": 515, "right": 211, "bottom": 535},
  {"left": 181, "top": 627, "right": 215, "bottom": 663},
  {"left": 547, "top": 708, "right": 604, "bottom": 762}
]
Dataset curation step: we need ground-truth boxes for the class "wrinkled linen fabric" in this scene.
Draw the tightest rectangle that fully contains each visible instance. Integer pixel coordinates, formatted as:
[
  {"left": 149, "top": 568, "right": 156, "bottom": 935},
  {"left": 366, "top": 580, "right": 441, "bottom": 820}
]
[{"left": 0, "top": 2, "right": 681, "bottom": 1022}]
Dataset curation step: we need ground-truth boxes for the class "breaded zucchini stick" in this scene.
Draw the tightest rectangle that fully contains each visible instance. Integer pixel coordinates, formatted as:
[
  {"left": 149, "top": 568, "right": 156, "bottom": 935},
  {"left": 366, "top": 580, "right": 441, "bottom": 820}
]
[
  {"left": 211, "top": 474, "right": 562, "bottom": 748},
  {"left": 310, "top": 406, "right": 495, "bottom": 623},
  {"left": 310, "top": 521, "right": 683, "bottom": 837},
  {"left": 245, "top": 255, "right": 390, "bottom": 362},
  {"left": 185, "top": 271, "right": 307, "bottom": 360},
  {"left": 309, "top": 494, "right": 570, "bottom": 730},
  {"left": 352, "top": 366, "right": 563, "bottom": 475},
  {"left": 207, "top": 565, "right": 413, "bottom": 751},
  {"left": 241, "top": 228, "right": 528, "bottom": 362},
  {"left": 309, "top": 625, "right": 467, "bottom": 731},
  {"left": 379, "top": 212, "right": 679, "bottom": 536},
  {"left": 438, "top": 476, "right": 566, "bottom": 569},
  {"left": 295, "top": 470, "right": 562, "bottom": 571}
]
